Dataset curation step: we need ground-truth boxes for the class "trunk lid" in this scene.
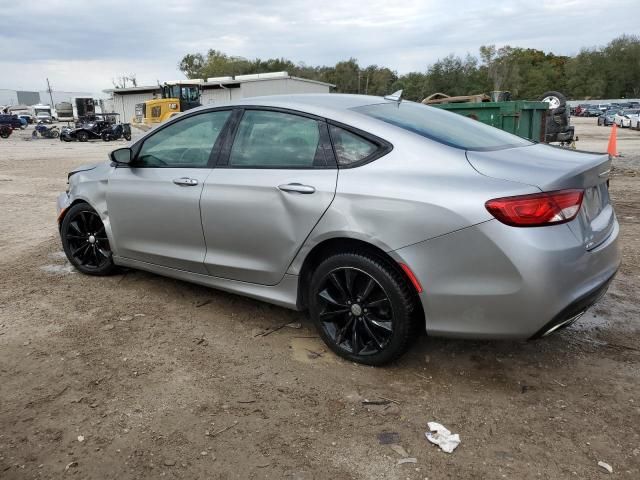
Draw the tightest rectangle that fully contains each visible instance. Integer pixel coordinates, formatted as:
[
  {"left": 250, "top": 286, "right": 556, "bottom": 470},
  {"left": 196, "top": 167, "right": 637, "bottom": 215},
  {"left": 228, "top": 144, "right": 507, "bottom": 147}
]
[{"left": 467, "top": 144, "right": 615, "bottom": 250}]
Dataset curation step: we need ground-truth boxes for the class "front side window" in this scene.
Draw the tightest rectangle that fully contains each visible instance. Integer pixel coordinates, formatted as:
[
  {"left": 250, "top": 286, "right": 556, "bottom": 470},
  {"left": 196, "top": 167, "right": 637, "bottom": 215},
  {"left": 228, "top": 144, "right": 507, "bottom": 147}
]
[
  {"left": 136, "top": 110, "right": 231, "bottom": 168},
  {"left": 229, "top": 110, "right": 323, "bottom": 168},
  {"left": 329, "top": 126, "right": 378, "bottom": 166}
]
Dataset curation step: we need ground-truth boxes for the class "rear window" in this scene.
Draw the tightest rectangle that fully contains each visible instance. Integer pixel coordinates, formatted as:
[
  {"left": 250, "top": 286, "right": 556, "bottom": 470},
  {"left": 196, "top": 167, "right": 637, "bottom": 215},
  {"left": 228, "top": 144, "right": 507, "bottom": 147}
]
[{"left": 353, "top": 101, "right": 532, "bottom": 151}]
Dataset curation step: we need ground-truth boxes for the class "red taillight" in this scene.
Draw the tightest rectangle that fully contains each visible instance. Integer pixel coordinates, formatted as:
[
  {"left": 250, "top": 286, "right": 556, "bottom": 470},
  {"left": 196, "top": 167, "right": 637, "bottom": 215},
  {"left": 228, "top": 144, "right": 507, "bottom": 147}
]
[{"left": 485, "top": 189, "right": 584, "bottom": 227}]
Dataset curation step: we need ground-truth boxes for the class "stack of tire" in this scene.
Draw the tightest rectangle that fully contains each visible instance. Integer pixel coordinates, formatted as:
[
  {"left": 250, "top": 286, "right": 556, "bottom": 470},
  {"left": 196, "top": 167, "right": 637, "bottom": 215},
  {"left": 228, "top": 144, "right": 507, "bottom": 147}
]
[{"left": 539, "top": 91, "right": 575, "bottom": 144}]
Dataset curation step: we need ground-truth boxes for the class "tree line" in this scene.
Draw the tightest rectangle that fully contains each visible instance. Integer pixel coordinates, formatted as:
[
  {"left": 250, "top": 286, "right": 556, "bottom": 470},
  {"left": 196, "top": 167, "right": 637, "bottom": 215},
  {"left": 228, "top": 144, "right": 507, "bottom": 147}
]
[{"left": 179, "top": 35, "right": 640, "bottom": 102}]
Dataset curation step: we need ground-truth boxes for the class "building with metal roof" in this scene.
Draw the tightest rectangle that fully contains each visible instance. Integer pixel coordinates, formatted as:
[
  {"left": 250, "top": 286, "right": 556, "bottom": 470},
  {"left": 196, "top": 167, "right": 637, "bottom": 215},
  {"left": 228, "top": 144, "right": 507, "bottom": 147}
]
[{"left": 103, "top": 72, "right": 334, "bottom": 122}]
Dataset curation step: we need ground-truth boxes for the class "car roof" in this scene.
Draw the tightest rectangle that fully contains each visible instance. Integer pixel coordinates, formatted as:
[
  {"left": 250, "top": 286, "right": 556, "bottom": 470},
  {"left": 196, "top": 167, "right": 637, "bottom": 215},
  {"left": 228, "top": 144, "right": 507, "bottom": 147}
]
[{"left": 197, "top": 93, "right": 392, "bottom": 123}]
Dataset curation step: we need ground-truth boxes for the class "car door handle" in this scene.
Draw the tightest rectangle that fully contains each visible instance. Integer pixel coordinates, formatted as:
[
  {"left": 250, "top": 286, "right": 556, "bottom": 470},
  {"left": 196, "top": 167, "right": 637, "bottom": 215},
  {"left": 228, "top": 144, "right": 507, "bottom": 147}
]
[
  {"left": 278, "top": 183, "right": 316, "bottom": 194},
  {"left": 173, "top": 177, "right": 199, "bottom": 186}
]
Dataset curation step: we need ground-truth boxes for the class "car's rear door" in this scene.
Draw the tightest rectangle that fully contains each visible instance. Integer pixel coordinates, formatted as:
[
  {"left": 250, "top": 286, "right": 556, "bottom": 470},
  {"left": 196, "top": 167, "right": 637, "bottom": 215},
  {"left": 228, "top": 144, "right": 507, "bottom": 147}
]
[
  {"left": 200, "top": 108, "right": 338, "bottom": 285},
  {"left": 107, "top": 110, "right": 232, "bottom": 273}
]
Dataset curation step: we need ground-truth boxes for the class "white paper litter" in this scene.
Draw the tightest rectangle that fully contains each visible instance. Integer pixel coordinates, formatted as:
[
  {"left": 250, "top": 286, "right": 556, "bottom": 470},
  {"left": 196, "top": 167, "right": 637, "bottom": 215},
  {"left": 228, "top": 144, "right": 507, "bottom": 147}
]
[
  {"left": 425, "top": 422, "right": 460, "bottom": 453},
  {"left": 598, "top": 461, "right": 613, "bottom": 473}
]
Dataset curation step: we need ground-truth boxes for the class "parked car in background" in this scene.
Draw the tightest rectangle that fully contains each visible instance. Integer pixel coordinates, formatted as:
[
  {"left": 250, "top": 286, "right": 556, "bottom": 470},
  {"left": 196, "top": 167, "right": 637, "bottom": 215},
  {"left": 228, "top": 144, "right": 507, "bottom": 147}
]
[
  {"left": 614, "top": 109, "right": 640, "bottom": 128},
  {"left": 0, "top": 114, "right": 24, "bottom": 129},
  {"left": 36, "top": 112, "right": 53, "bottom": 124},
  {"left": 572, "top": 104, "right": 588, "bottom": 116},
  {"left": 598, "top": 109, "right": 619, "bottom": 126},
  {"left": 18, "top": 114, "right": 34, "bottom": 125},
  {"left": 56, "top": 94, "right": 620, "bottom": 365},
  {"left": 583, "top": 106, "right": 603, "bottom": 117}
]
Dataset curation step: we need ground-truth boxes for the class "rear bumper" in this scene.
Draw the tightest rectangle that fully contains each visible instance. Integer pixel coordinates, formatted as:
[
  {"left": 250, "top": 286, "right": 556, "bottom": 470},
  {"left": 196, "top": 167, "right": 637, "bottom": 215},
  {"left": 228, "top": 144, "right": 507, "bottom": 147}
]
[
  {"left": 530, "top": 271, "right": 615, "bottom": 338},
  {"left": 390, "top": 218, "right": 620, "bottom": 339}
]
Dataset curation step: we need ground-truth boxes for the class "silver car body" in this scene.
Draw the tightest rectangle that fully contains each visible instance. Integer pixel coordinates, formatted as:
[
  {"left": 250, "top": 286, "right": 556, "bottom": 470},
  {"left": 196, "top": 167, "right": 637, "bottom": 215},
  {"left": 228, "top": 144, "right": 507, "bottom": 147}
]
[
  {"left": 614, "top": 109, "right": 640, "bottom": 127},
  {"left": 57, "top": 94, "right": 620, "bottom": 339}
]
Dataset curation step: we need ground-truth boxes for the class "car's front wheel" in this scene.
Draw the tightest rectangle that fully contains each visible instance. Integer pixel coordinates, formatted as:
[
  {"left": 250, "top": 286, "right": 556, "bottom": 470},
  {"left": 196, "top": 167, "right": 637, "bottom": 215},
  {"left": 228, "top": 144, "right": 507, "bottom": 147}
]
[
  {"left": 60, "top": 203, "right": 116, "bottom": 275},
  {"left": 308, "top": 252, "right": 418, "bottom": 365}
]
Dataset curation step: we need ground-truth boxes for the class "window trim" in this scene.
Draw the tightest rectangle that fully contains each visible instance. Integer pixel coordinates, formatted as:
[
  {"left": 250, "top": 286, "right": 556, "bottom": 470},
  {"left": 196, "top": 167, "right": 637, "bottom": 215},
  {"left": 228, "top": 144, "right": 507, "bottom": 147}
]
[
  {"left": 216, "top": 107, "right": 338, "bottom": 170},
  {"left": 326, "top": 120, "right": 393, "bottom": 169},
  {"left": 130, "top": 108, "right": 235, "bottom": 169}
]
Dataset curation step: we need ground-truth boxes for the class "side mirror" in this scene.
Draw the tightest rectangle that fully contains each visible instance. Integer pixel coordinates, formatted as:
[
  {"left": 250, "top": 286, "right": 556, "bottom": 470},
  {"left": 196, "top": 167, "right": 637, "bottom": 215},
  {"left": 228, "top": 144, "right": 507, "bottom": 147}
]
[{"left": 111, "top": 147, "right": 132, "bottom": 165}]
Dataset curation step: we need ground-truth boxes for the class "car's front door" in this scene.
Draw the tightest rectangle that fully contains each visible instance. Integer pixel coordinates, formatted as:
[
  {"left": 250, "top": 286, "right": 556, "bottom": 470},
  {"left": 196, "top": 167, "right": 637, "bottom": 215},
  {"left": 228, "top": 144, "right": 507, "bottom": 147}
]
[
  {"left": 107, "top": 110, "right": 232, "bottom": 273},
  {"left": 200, "top": 109, "right": 338, "bottom": 285}
]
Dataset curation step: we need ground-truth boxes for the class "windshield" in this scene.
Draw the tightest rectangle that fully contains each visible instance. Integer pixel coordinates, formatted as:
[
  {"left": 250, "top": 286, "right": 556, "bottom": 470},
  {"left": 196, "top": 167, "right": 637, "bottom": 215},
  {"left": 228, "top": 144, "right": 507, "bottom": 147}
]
[
  {"left": 181, "top": 86, "right": 199, "bottom": 101},
  {"left": 622, "top": 109, "right": 640, "bottom": 115},
  {"left": 353, "top": 101, "right": 532, "bottom": 151}
]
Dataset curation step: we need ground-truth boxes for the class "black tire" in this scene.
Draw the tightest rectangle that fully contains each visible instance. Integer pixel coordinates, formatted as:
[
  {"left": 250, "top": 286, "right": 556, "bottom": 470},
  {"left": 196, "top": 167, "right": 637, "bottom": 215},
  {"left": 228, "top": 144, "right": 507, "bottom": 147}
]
[
  {"left": 539, "top": 91, "right": 567, "bottom": 109},
  {"left": 124, "top": 132, "right": 131, "bottom": 141},
  {"left": 77, "top": 131, "right": 89, "bottom": 142},
  {"left": 61, "top": 134, "right": 73, "bottom": 142},
  {"left": 60, "top": 203, "right": 116, "bottom": 276},
  {"left": 50, "top": 130, "right": 59, "bottom": 138},
  {"left": 32, "top": 130, "right": 37, "bottom": 138},
  {"left": 0, "top": 129, "right": 9, "bottom": 139},
  {"left": 101, "top": 131, "right": 110, "bottom": 142},
  {"left": 308, "top": 252, "right": 418, "bottom": 366}
]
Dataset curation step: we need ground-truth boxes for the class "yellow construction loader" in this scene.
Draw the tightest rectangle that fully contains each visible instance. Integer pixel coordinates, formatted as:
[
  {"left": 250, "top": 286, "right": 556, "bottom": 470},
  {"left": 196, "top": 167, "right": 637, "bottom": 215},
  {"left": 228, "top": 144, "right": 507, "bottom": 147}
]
[{"left": 134, "top": 80, "right": 202, "bottom": 125}]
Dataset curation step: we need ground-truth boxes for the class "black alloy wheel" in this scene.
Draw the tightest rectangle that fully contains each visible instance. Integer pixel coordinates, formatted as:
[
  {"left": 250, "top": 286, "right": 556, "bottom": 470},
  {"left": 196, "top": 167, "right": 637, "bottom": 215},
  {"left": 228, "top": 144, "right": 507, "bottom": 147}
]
[
  {"left": 77, "top": 131, "right": 89, "bottom": 142},
  {"left": 309, "top": 252, "right": 418, "bottom": 365},
  {"left": 60, "top": 203, "right": 115, "bottom": 275}
]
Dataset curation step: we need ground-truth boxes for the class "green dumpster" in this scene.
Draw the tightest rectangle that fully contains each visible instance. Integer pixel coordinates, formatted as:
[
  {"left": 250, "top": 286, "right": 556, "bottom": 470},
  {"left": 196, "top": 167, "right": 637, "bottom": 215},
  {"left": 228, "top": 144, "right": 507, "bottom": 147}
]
[{"left": 431, "top": 101, "right": 549, "bottom": 142}]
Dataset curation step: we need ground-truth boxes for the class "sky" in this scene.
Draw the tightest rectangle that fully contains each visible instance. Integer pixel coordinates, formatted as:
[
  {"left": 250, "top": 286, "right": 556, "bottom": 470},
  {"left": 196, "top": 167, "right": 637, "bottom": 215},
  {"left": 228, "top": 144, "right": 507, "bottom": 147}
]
[{"left": 1, "top": 0, "right": 638, "bottom": 95}]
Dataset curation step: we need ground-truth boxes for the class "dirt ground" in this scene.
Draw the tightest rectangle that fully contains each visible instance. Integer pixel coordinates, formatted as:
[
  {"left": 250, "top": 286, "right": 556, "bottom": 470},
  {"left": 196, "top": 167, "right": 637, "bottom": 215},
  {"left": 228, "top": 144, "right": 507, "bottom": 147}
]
[{"left": 0, "top": 117, "right": 638, "bottom": 479}]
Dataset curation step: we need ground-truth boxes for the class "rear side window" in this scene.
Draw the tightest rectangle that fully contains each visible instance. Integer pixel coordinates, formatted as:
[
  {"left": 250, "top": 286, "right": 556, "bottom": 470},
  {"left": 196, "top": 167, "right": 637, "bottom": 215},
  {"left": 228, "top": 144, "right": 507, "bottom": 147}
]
[
  {"left": 329, "top": 126, "right": 378, "bottom": 166},
  {"left": 229, "top": 110, "right": 323, "bottom": 168},
  {"left": 353, "top": 101, "right": 532, "bottom": 151}
]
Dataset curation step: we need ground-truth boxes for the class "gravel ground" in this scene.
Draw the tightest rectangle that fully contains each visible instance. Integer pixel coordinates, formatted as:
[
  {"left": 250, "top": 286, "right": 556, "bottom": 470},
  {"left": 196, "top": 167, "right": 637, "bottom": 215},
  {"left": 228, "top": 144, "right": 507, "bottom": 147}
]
[{"left": 0, "top": 118, "right": 639, "bottom": 479}]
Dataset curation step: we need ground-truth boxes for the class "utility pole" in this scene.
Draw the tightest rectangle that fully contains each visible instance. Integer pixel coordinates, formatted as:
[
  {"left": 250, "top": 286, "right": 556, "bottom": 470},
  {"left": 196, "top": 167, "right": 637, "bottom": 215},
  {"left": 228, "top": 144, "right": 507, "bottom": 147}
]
[{"left": 46, "top": 78, "right": 54, "bottom": 106}]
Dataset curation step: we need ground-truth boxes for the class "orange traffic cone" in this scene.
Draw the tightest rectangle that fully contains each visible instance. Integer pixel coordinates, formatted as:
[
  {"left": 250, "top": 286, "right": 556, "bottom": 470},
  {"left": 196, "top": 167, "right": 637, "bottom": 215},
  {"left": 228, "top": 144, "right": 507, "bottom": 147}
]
[{"left": 607, "top": 124, "right": 619, "bottom": 157}]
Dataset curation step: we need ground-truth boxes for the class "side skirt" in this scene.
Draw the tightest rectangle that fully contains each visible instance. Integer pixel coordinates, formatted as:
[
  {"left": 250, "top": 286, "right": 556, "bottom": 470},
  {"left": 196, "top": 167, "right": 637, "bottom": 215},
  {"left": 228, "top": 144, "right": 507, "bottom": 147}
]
[{"left": 113, "top": 256, "right": 300, "bottom": 310}]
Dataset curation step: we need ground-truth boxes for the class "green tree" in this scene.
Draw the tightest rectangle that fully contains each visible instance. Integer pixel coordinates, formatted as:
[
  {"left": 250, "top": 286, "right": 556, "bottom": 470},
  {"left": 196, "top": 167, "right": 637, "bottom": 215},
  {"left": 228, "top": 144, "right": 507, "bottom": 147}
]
[{"left": 178, "top": 34, "right": 640, "bottom": 100}]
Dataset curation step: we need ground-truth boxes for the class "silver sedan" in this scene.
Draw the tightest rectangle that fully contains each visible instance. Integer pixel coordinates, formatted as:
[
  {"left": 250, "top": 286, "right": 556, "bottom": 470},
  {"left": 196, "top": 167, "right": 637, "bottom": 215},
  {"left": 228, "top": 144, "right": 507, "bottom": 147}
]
[{"left": 57, "top": 94, "right": 620, "bottom": 365}]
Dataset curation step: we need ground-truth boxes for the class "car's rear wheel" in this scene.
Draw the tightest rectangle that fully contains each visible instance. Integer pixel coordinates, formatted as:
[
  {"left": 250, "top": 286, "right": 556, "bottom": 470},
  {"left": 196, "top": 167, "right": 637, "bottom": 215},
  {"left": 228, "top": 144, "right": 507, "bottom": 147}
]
[
  {"left": 308, "top": 252, "right": 418, "bottom": 365},
  {"left": 60, "top": 203, "right": 116, "bottom": 276}
]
